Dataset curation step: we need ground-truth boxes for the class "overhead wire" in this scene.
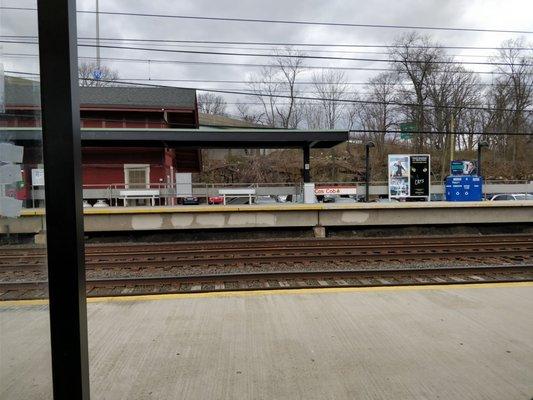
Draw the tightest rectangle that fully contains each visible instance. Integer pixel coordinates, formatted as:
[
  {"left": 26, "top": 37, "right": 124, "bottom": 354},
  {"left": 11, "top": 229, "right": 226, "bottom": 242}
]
[
  {"left": 2, "top": 6, "right": 532, "bottom": 34},
  {"left": 1, "top": 49, "right": 526, "bottom": 76},
  {"left": 3, "top": 73, "right": 532, "bottom": 135},
  {"left": 2, "top": 39, "right": 531, "bottom": 68},
  {"left": 6, "top": 72, "right": 528, "bottom": 115},
  {"left": 1, "top": 34, "right": 531, "bottom": 51}
]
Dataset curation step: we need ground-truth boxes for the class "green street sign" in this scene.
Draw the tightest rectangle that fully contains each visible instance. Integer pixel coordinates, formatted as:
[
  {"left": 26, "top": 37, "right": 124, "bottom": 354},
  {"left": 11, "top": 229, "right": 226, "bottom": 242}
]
[{"left": 400, "top": 122, "right": 417, "bottom": 140}]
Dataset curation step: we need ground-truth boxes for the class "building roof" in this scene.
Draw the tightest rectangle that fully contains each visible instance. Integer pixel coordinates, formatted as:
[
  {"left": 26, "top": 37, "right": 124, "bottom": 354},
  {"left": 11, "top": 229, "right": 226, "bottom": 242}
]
[
  {"left": 3, "top": 128, "right": 349, "bottom": 149},
  {"left": 4, "top": 77, "right": 196, "bottom": 110},
  {"left": 78, "top": 86, "right": 196, "bottom": 109}
]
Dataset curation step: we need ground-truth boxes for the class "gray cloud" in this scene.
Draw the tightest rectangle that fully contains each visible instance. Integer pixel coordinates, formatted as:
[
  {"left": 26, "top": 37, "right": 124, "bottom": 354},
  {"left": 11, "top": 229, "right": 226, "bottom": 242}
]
[{"left": 2, "top": 0, "right": 532, "bottom": 111}]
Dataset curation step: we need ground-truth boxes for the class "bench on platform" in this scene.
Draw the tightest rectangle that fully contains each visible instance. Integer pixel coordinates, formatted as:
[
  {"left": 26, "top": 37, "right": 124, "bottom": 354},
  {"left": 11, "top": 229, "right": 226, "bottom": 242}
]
[
  {"left": 118, "top": 189, "right": 160, "bottom": 206},
  {"left": 218, "top": 188, "right": 256, "bottom": 205}
]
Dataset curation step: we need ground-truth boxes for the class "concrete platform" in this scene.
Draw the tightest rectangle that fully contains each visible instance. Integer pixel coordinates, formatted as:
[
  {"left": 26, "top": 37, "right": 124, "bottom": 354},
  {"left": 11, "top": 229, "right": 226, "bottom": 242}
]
[
  {"left": 2, "top": 201, "right": 532, "bottom": 234},
  {"left": 1, "top": 282, "right": 532, "bottom": 399}
]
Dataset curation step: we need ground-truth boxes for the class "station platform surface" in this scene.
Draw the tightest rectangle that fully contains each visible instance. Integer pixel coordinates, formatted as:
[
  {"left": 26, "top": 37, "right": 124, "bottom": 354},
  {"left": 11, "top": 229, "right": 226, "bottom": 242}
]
[
  {"left": 2, "top": 282, "right": 532, "bottom": 399},
  {"left": 4, "top": 201, "right": 532, "bottom": 234}
]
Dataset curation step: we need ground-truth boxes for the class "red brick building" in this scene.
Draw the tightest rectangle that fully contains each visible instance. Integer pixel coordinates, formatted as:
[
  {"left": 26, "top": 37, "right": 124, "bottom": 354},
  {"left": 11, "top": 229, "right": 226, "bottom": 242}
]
[{"left": 2, "top": 77, "right": 201, "bottom": 200}]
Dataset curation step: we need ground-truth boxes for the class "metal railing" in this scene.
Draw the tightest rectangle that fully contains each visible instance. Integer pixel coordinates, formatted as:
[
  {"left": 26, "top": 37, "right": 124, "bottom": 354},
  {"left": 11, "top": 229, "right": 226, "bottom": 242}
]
[{"left": 25, "top": 179, "right": 533, "bottom": 208}]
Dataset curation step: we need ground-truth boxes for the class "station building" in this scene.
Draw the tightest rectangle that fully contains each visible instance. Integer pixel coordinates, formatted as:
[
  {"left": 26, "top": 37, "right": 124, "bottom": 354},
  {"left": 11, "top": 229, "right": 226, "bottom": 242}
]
[
  {"left": 2, "top": 76, "right": 348, "bottom": 206},
  {"left": 2, "top": 77, "right": 202, "bottom": 199}
]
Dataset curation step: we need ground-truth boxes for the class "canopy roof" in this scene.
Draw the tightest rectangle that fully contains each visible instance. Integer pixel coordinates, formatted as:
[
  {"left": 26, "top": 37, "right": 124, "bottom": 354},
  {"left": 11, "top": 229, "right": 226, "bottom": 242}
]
[{"left": 1, "top": 128, "right": 349, "bottom": 149}]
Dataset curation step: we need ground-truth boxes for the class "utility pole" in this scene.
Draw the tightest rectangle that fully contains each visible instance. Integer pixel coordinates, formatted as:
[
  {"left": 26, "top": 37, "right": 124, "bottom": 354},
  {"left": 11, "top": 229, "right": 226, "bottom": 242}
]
[
  {"left": 449, "top": 114, "right": 455, "bottom": 165},
  {"left": 95, "top": 0, "right": 100, "bottom": 69},
  {"left": 365, "top": 142, "right": 375, "bottom": 202},
  {"left": 477, "top": 141, "right": 489, "bottom": 177}
]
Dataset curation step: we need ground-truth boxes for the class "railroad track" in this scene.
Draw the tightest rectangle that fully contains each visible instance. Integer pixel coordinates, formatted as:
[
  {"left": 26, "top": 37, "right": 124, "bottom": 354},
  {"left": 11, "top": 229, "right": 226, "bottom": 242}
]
[
  {"left": 1, "top": 234, "right": 531, "bottom": 300},
  {"left": 1, "top": 234, "right": 532, "bottom": 271},
  {"left": 1, "top": 265, "right": 531, "bottom": 300}
]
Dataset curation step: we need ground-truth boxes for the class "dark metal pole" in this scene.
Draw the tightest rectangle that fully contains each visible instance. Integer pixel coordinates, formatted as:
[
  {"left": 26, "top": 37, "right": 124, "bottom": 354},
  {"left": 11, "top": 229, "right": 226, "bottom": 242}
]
[
  {"left": 303, "top": 144, "right": 310, "bottom": 183},
  {"left": 364, "top": 142, "right": 374, "bottom": 202},
  {"left": 477, "top": 141, "right": 488, "bottom": 177},
  {"left": 365, "top": 146, "right": 370, "bottom": 202},
  {"left": 37, "top": 1, "right": 90, "bottom": 399},
  {"left": 477, "top": 145, "right": 481, "bottom": 177}
]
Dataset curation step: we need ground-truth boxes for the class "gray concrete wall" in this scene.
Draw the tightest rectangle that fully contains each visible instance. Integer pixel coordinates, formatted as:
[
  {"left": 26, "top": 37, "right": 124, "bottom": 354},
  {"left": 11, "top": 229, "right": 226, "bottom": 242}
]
[{"left": 2, "top": 202, "right": 531, "bottom": 234}]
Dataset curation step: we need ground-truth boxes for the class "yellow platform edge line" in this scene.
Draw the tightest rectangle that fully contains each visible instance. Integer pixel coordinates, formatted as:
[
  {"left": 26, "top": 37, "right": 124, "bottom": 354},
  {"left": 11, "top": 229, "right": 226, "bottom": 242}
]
[
  {"left": 2, "top": 281, "right": 532, "bottom": 307},
  {"left": 18, "top": 201, "right": 532, "bottom": 217}
]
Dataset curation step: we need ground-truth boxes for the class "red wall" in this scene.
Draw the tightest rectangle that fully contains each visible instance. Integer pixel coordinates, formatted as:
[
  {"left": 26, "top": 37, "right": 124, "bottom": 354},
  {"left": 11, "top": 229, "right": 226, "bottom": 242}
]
[
  {"left": 82, "top": 148, "right": 166, "bottom": 187},
  {"left": 6, "top": 107, "right": 202, "bottom": 191}
]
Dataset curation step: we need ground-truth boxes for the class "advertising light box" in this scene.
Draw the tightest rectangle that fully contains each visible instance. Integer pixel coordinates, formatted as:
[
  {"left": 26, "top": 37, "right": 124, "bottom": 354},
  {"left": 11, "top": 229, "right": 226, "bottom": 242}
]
[
  {"left": 388, "top": 154, "right": 430, "bottom": 199},
  {"left": 450, "top": 160, "right": 478, "bottom": 176}
]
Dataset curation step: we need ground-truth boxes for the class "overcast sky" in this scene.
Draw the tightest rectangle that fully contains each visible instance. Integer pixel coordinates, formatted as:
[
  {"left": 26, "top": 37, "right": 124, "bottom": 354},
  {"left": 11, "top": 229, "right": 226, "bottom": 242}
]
[{"left": 1, "top": 0, "right": 532, "bottom": 112}]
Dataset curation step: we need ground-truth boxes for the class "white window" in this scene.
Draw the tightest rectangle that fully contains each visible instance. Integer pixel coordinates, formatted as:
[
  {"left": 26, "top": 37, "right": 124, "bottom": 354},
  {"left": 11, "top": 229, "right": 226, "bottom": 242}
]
[{"left": 124, "top": 164, "right": 150, "bottom": 189}]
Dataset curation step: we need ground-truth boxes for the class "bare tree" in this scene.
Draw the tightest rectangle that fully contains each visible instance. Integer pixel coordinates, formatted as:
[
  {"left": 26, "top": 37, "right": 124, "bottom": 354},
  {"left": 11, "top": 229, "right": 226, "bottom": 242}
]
[
  {"left": 389, "top": 32, "right": 444, "bottom": 152},
  {"left": 197, "top": 92, "right": 227, "bottom": 116},
  {"left": 302, "top": 101, "right": 324, "bottom": 130},
  {"left": 356, "top": 72, "right": 400, "bottom": 166},
  {"left": 485, "top": 38, "right": 533, "bottom": 173},
  {"left": 235, "top": 102, "right": 263, "bottom": 124},
  {"left": 78, "top": 62, "right": 119, "bottom": 86},
  {"left": 247, "top": 47, "right": 306, "bottom": 128},
  {"left": 425, "top": 62, "right": 482, "bottom": 179},
  {"left": 312, "top": 70, "right": 349, "bottom": 129}
]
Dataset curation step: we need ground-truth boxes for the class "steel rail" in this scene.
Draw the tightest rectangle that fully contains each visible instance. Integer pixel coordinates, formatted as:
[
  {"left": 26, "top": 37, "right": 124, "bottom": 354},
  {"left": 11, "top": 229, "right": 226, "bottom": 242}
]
[
  {"left": 1, "top": 242, "right": 531, "bottom": 270},
  {"left": 1, "top": 233, "right": 531, "bottom": 256},
  {"left": 1, "top": 265, "right": 531, "bottom": 300}
]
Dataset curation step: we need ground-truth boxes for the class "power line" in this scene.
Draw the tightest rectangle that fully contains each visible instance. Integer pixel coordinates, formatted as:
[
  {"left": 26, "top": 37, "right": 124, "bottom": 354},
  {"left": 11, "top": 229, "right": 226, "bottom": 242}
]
[
  {"left": 4, "top": 53, "right": 392, "bottom": 72},
  {"left": 1, "top": 68, "right": 509, "bottom": 87},
  {"left": 6, "top": 71, "right": 533, "bottom": 114},
  {"left": 2, "top": 6, "right": 532, "bottom": 34},
  {"left": 75, "top": 41, "right": 501, "bottom": 59},
  {"left": 2, "top": 40, "right": 531, "bottom": 67},
  {"left": 2, "top": 50, "right": 522, "bottom": 76},
  {"left": 76, "top": 75, "right": 533, "bottom": 114},
  {"left": 2, "top": 34, "right": 530, "bottom": 51},
  {"left": 115, "top": 78, "right": 502, "bottom": 87}
]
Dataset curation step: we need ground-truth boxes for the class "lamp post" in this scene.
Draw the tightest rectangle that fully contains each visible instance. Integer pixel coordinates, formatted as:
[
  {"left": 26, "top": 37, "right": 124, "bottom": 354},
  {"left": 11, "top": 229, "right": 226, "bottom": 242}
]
[
  {"left": 365, "top": 142, "right": 375, "bottom": 202},
  {"left": 477, "top": 141, "right": 489, "bottom": 177}
]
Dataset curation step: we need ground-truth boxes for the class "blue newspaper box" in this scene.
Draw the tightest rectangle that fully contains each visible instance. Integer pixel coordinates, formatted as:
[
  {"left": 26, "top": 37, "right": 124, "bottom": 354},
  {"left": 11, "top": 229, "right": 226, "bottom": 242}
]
[{"left": 445, "top": 176, "right": 483, "bottom": 201}]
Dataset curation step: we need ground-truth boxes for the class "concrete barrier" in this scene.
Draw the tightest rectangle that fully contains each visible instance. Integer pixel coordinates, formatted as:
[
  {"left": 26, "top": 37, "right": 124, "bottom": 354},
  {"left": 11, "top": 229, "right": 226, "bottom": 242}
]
[{"left": 1, "top": 201, "right": 531, "bottom": 238}]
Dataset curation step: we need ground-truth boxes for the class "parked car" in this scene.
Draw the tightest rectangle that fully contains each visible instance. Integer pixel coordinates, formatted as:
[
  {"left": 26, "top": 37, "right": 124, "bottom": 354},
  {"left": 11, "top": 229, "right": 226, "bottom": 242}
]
[
  {"left": 334, "top": 197, "right": 357, "bottom": 204},
  {"left": 181, "top": 196, "right": 200, "bottom": 205},
  {"left": 322, "top": 195, "right": 357, "bottom": 204},
  {"left": 208, "top": 196, "right": 224, "bottom": 205},
  {"left": 373, "top": 198, "right": 399, "bottom": 203},
  {"left": 254, "top": 196, "right": 277, "bottom": 204},
  {"left": 490, "top": 193, "right": 533, "bottom": 201}
]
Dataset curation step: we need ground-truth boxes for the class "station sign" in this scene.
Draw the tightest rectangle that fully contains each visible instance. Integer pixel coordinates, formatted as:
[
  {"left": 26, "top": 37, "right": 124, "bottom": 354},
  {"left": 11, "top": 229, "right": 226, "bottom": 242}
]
[
  {"left": 0, "top": 164, "right": 22, "bottom": 184},
  {"left": 388, "top": 154, "right": 430, "bottom": 199},
  {"left": 175, "top": 172, "right": 192, "bottom": 197},
  {"left": 450, "top": 160, "right": 477, "bottom": 176},
  {"left": 314, "top": 186, "right": 357, "bottom": 195},
  {"left": 0, "top": 142, "right": 24, "bottom": 217},
  {"left": 31, "top": 168, "right": 45, "bottom": 186},
  {"left": 0, "top": 143, "right": 24, "bottom": 164},
  {"left": 399, "top": 122, "right": 417, "bottom": 140}
]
